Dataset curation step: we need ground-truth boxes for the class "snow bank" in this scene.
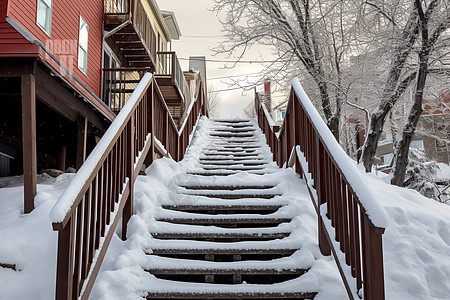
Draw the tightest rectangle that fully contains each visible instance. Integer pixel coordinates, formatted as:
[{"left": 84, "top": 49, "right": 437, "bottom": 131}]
[
  {"left": 361, "top": 171, "right": 450, "bottom": 299},
  {"left": 0, "top": 173, "right": 75, "bottom": 299}
]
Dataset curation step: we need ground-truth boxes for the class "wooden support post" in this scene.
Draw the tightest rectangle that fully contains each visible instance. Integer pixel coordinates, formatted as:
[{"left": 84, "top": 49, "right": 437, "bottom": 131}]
[
  {"left": 76, "top": 116, "right": 88, "bottom": 170},
  {"left": 57, "top": 147, "right": 66, "bottom": 171},
  {"left": 123, "top": 117, "right": 135, "bottom": 240},
  {"left": 21, "top": 73, "right": 37, "bottom": 214}
]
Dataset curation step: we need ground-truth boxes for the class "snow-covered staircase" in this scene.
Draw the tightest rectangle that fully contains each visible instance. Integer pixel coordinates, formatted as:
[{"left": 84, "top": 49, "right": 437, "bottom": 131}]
[
  {"left": 92, "top": 118, "right": 343, "bottom": 299},
  {"left": 144, "top": 120, "right": 316, "bottom": 299}
]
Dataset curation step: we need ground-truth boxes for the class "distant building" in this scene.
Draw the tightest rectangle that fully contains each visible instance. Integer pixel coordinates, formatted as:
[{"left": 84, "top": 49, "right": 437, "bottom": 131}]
[{"left": 375, "top": 90, "right": 450, "bottom": 167}]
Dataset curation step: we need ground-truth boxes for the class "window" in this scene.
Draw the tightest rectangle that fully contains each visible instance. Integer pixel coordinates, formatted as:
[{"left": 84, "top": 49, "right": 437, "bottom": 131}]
[
  {"left": 433, "top": 118, "right": 450, "bottom": 152},
  {"left": 410, "top": 140, "right": 424, "bottom": 151},
  {"left": 78, "top": 17, "right": 89, "bottom": 74},
  {"left": 37, "top": 0, "right": 52, "bottom": 35}
]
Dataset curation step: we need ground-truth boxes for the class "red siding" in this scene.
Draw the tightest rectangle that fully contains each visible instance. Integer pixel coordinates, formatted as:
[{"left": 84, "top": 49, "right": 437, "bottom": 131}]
[
  {"left": 0, "top": 0, "right": 6, "bottom": 22},
  {"left": 7, "top": 0, "right": 104, "bottom": 97}
]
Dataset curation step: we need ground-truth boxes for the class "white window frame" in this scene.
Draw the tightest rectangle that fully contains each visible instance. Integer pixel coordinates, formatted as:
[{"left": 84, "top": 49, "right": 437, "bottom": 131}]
[
  {"left": 36, "top": 0, "right": 52, "bottom": 36},
  {"left": 78, "top": 17, "right": 89, "bottom": 75}
]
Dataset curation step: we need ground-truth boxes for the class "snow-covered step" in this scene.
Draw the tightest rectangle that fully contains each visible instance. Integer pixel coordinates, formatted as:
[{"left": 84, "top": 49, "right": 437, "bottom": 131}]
[
  {"left": 187, "top": 171, "right": 273, "bottom": 176},
  {"left": 200, "top": 166, "right": 266, "bottom": 172},
  {"left": 176, "top": 192, "right": 280, "bottom": 199},
  {"left": 161, "top": 204, "right": 283, "bottom": 215},
  {"left": 147, "top": 291, "right": 317, "bottom": 299},
  {"left": 198, "top": 161, "right": 267, "bottom": 166},
  {"left": 212, "top": 119, "right": 252, "bottom": 124},
  {"left": 213, "top": 128, "right": 256, "bottom": 133},
  {"left": 149, "top": 247, "right": 297, "bottom": 256},
  {"left": 151, "top": 231, "right": 291, "bottom": 241},
  {"left": 155, "top": 217, "right": 292, "bottom": 228},
  {"left": 199, "top": 157, "right": 266, "bottom": 162},
  {"left": 178, "top": 185, "right": 276, "bottom": 190},
  {"left": 204, "top": 148, "right": 259, "bottom": 153},
  {"left": 209, "top": 133, "right": 256, "bottom": 138},
  {"left": 202, "top": 153, "right": 263, "bottom": 158}
]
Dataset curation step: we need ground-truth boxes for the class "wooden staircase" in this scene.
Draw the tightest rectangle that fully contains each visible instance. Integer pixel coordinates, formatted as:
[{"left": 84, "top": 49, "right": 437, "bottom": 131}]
[{"left": 145, "top": 119, "right": 317, "bottom": 299}]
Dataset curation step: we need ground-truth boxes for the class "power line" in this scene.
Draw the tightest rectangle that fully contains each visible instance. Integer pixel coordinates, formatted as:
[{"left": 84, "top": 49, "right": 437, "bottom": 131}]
[
  {"left": 179, "top": 57, "right": 287, "bottom": 64},
  {"left": 210, "top": 86, "right": 255, "bottom": 93},
  {"left": 181, "top": 35, "right": 226, "bottom": 38},
  {"left": 208, "top": 72, "right": 264, "bottom": 80}
]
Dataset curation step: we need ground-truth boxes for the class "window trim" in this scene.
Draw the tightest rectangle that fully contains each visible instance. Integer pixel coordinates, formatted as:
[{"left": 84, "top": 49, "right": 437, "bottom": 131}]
[
  {"left": 78, "top": 16, "right": 89, "bottom": 75},
  {"left": 36, "top": 0, "right": 52, "bottom": 37}
]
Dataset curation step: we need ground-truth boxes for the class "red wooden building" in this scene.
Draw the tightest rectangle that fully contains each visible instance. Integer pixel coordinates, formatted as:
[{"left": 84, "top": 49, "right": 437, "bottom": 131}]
[{"left": 0, "top": 0, "right": 194, "bottom": 213}]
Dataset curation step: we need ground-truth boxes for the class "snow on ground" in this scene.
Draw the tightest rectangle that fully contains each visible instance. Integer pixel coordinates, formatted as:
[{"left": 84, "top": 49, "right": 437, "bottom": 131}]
[
  {"left": 0, "top": 116, "right": 449, "bottom": 299},
  {"left": 0, "top": 173, "right": 74, "bottom": 299}
]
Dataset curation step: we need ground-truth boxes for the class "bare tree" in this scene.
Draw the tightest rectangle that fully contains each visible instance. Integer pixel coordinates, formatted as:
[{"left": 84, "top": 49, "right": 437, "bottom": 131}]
[
  {"left": 211, "top": 0, "right": 363, "bottom": 141},
  {"left": 360, "top": 0, "right": 450, "bottom": 182},
  {"left": 391, "top": 0, "right": 450, "bottom": 185}
]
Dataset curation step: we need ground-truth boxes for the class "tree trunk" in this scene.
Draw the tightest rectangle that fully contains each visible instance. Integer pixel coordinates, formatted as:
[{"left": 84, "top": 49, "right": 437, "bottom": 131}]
[
  {"left": 361, "top": 7, "right": 420, "bottom": 172},
  {"left": 391, "top": 0, "right": 431, "bottom": 186}
]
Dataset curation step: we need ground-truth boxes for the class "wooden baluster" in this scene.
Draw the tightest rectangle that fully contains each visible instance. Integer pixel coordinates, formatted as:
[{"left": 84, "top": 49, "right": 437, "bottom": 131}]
[
  {"left": 348, "top": 192, "right": 356, "bottom": 277},
  {"left": 90, "top": 175, "right": 98, "bottom": 261},
  {"left": 317, "top": 139, "right": 331, "bottom": 255},
  {"left": 55, "top": 217, "right": 75, "bottom": 300},
  {"left": 123, "top": 115, "right": 135, "bottom": 240},
  {"left": 95, "top": 167, "right": 103, "bottom": 249},
  {"left": 81, "top": 187, "right": 91, "bottom": 280},
  {"left": 343, "top": 183, "right": 351, "bottom": 265},
  {"left": 354, "top": 200, "right": 362, "bottom": 291},
  {"left": 73, "top": 201, "right": 84, "bottom": 298}
]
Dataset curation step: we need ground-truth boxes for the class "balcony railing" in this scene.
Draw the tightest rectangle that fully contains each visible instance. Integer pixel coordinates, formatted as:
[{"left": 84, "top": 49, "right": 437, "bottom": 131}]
[
  {"left": 103, "top": 68, "right": 151, "bottom": 112},
  {"left": 156, "top": 51, "right": 189, "bottom": 103}
]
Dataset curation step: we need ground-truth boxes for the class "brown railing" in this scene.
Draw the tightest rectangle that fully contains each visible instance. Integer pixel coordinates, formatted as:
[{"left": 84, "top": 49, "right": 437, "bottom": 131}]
[
  {"left": 255, "top": 79, "right": 388, "bottom": 300},
  {"left": 50, "top": 73, "right": 206, "bottom": 300},
  {"left": 156, "top": 51, "right": 189, "bottom": 103}
]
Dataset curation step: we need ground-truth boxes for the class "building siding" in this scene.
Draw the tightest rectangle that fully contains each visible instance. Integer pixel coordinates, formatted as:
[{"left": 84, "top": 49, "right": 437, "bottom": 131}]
[{"left": 7, "top": 0, "right": 104, "bottom": 97}]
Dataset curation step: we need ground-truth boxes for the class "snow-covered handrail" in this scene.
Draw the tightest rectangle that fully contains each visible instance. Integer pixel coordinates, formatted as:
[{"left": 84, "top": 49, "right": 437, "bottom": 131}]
[
  {"left": 291, "top": 79, "right": 388, "bottom": 228},
  {"left": 50, "top": 73, "right": 207, "bottom": 300},
  {"left": 255, "top": 78, "right": 387, "bottom": 300}
]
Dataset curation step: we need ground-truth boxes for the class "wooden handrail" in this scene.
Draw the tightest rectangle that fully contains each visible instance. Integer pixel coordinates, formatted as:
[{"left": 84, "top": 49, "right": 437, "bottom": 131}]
[
  {"left": 50, "top": 73, "right": 206, "bottom": 300},
  {"left": 255, "top": 78, "right": 388, "bottom": 300}
]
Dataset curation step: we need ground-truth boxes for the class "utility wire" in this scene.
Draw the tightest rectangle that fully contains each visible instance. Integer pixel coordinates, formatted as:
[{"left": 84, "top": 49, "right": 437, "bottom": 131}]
[
  {"left": 208, "top": 72, "right": 264, "bottom": 80},
  {"left": 179, "top": 57, "right": 287, "bottom": 64}
]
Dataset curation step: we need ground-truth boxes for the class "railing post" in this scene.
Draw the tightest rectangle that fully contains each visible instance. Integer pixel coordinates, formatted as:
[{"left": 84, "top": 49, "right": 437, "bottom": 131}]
[
  {"left": 316, "top": 138, "right": 331, "bottom": 256},
  {"left": 55, "top": 217, "right": 75, "bottom": 300},
  {"left": 362, "top": 216, "right": 385, "bottom": 300},
  {"left": 76, "top": 115, "right": 88, "bottom": 170},
  {"left": 122, "top": 116, "right": 135, "bottom": 240},
  {"left": 145, "top": 84, "right": 155, "bottom": 166},
  {"left": 164, "top": 110, "right": 169, "bottom": 153}
]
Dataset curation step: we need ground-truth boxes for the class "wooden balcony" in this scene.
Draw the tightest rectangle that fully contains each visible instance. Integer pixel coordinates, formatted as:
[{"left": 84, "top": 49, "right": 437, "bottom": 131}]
[
  {"left": 104, "top": 0, "right": 157, "bottom": 69},
  {"left": 155, "top": 51, "right": 189, "bottom": 125}
]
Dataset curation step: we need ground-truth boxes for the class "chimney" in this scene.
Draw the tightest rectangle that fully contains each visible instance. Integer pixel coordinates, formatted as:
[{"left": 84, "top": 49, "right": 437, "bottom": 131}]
[{"left": 264, "top": 78, "right": 271, "bottom": 114}]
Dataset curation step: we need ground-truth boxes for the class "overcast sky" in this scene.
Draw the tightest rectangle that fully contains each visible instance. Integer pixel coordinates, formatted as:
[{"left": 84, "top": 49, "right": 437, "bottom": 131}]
[{"left": 157, "top": 0, "right": 272, "bottom": 119}]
